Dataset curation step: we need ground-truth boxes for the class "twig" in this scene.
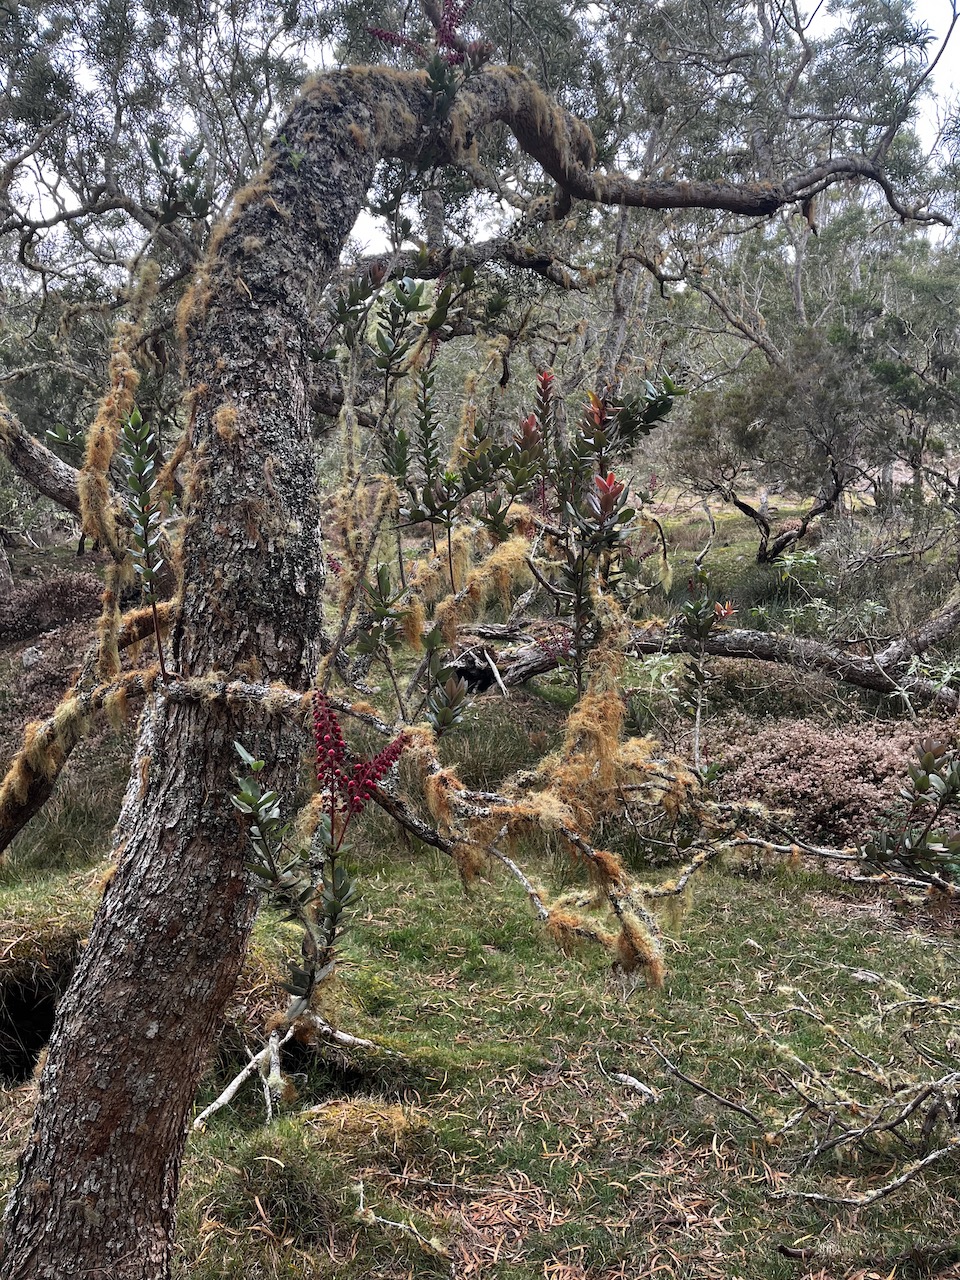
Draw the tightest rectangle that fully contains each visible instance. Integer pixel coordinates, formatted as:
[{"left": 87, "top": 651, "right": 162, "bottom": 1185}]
[
  {"left": 642, "top": 1036, "right": 763, "bottom": 1125},
  {"left": 736, "top": 835, "right": 860, "bottom": 862},
  {"left": 485, "top": 649, "right": 510, "bottom": 698},
  {"left": 354, "top": 1181, "right": 450, "bottom": 1258},
  {"left": 262, "top": 1029, "right": 283, "bottom": 1124},
  {"left": 597, "top": 1052, "right": 659, "bottom": 1102},
  {"left": 639, "top": 844, "right": 720, "bottom": 897},
  {"left": 192, "top": 1012, "right": 394, "bottom": 1132},
  {"left": 847, "top": 870, "right": 959, "bottom": 897},
  {"left": 773, "top": 1140, "right": 960, "bottom": 1205},
  {"left": 298, "top": 1011, "right": 391, "bottom": 1054},
  {"left": 525, "top": 553, "right": 572, "bottom": 601},
  {"left": 192, "top": 1027, "right": 295, "bottom": 1130},
  {"left": 374, "top": 1170, "right": 497, "bottom": 1196},
  {"left": 800, "top": 1074, "right": 960, "bottom": 1165},
  {"left": 488, "top": 830, "right": 549, "bottom": 920},
  {"left": 694, "top": 499, "right": 716, "bottom": 570}
]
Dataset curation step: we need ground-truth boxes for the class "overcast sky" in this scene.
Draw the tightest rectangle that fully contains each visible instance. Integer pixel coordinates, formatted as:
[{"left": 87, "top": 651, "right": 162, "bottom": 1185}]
[{"left": 917, "top": 0, "right": 958, "bottom": 125}]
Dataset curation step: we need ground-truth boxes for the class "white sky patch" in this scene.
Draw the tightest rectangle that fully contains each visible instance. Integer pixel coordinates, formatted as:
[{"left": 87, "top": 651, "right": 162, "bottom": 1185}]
[{"left": 348, "top": 0, "right": 957, "bottom": 256}]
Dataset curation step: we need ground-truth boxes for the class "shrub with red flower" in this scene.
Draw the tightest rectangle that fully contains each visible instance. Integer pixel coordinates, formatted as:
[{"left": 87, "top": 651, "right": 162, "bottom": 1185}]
[{"left": 313, "top": 692, "right": 409, "bottom": 847}]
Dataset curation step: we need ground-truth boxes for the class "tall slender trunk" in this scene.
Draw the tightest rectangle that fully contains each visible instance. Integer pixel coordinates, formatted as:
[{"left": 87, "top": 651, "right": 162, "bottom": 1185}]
[
  {"left": 0, "top": 539, "right": 12, "bottom": 599},
  {"left": 595, "top": 205, "right": 643, "bottom": 394}
]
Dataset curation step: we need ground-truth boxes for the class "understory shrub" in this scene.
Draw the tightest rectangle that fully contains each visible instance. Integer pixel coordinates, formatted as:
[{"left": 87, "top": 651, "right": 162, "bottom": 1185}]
[
  {"left": 710, "top": 714, "right": 943, "bottom": 845},
  {"left": 0, "top": 571, "right": 101, "bottom": 642}
]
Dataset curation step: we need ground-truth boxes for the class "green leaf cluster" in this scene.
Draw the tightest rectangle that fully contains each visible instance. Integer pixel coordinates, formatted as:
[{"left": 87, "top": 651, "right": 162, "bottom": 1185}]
[{"left": 864, "top": 739, "right": 960, "bottom": 885}]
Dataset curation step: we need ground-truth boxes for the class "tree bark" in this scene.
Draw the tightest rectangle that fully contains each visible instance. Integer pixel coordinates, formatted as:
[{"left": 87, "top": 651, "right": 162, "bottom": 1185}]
[
  {"left": 0, "top": 68, "right": 374, "bottom": 1280},
  {"left": 0, "top": 402, "right": 83, "bottom": 518},
  {"left": 0, "top": 539, "right": 11, "bottom": 598},
  {"left": 0, "top": 62, "right": 946, "bottom": 1280}
]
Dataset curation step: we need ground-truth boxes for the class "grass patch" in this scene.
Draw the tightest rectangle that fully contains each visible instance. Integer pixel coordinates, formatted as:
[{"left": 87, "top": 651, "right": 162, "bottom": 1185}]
[
  {"left": 169, "top": 849, "right": 960, "bottom": 1279},
  {"left": 0, "top": 738, "right": 131, "bottom": 876},
  {"left": 437, "top": 691, "right": 565, "bottom": 789}
]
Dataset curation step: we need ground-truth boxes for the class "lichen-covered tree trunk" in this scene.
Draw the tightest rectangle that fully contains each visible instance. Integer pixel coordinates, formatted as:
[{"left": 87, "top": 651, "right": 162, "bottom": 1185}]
[{"left": 0, "top": 77, "right": 377, "bottom": 1280}]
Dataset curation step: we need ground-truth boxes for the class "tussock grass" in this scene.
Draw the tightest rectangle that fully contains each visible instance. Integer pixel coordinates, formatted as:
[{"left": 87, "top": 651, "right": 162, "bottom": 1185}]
[{"left": 437, "top": 692, "right": 565, "bottom": 789}]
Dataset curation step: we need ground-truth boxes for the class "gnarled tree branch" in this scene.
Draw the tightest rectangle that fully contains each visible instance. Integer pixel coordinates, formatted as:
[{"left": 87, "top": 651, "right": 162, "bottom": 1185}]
[{"left": 0, "top": 400, "right": 82, "bottom": 518}]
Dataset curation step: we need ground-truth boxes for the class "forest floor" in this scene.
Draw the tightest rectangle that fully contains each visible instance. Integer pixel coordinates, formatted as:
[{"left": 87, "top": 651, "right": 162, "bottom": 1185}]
[{"left": 1, "top": 511, "right": 959, "bottom": 1280}]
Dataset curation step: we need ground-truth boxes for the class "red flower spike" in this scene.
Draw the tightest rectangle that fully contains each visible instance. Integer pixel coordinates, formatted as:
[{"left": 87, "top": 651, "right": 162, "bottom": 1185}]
[
  {"left": 312, "top": 691, "right": 347, "bottom": 786},
  {"left": 366, "top": 27, "right": 429, "bottom": 58},
  {"left": 312, "top": 692, "right": 410, "bottom": 847},
  {"left": 437, "top": 0, "right": 472, "bottom": 44}
]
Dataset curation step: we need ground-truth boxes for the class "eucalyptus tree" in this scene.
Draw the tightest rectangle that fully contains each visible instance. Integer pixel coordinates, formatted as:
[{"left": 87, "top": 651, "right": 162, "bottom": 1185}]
[{"left": 0, "top": 2, "right": 953, "bottom": 1277}]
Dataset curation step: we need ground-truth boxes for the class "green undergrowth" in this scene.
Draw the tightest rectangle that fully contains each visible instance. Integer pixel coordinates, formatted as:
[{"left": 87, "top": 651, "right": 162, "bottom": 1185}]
[
  {"left": 3, "top": 505, "right": 960, "bottom": 1278},
  {"left": 2, "top": 759, "right": 957, "bottom": 1278},
  {"left": 176, "top": 845, "right": 960, "bottom": 1280}
]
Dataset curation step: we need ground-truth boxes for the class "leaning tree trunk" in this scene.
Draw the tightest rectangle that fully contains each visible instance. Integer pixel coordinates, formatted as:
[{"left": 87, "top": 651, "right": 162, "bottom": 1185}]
[{"left": 0, "top": 79, "right": 377, "bottom": 1280}]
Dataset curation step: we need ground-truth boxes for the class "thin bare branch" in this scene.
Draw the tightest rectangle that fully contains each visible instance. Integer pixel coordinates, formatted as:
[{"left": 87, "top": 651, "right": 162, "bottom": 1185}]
[
  {"left": 642, "top": 1036, "right": 764, "bottom": 1124},
  {"left": 774, "top": 1141, "right": 960, "bottom": 1206}
]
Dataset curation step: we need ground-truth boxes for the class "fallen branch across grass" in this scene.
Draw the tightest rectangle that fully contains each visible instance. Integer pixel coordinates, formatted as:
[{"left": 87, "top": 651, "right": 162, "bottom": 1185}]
[
  {"left": 641, "top": 1036, "right": 763, "bottom": 1125},
  {"left": 192, "top": 1014, "right": 392, "bottom": 1131},
  {"left": 772, "top": 1140, "right": 960, "bottom": 1207},
  {"left": 461, "top": 606, "right": 960, "bottom": 711}
]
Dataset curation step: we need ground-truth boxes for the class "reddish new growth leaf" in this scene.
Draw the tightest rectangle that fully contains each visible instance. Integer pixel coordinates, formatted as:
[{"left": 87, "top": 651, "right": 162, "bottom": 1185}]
[
  {"left": 584, "top": 390, "right": 608, "bottom": 430},
  {"left": 589, "top": 471, "right": 626, "bottom": 520},
  {"left": 515, "top": 412, "right": 542, "bottom": 450}
]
